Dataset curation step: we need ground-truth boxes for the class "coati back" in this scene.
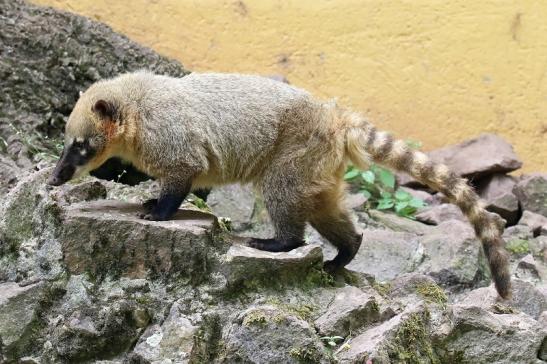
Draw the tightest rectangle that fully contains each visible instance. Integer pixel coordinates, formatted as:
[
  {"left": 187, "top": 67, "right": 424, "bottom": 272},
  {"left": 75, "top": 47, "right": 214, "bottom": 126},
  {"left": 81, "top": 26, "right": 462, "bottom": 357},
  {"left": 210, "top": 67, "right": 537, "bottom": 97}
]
[{"left": 48, "top": 71, "right": 511, "bottom": 298}]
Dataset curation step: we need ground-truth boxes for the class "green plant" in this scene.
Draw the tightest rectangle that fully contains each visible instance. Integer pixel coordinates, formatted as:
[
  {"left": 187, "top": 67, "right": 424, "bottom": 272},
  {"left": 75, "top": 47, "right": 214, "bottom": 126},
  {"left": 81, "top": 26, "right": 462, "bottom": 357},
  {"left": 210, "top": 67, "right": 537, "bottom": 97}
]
[
  {"left": 8, "top": 123, "right": 63, "bottom": 161},
  {"left": 320, "top": 335, "right": 344, "bottom": 348},
  {"left": 344, "top": 164, "right": 426, "bottom": 219}
]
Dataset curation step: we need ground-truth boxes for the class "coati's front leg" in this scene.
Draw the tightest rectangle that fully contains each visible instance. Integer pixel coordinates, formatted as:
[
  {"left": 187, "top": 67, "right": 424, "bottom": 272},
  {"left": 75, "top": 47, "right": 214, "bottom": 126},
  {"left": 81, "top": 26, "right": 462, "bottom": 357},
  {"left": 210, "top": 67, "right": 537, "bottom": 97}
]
[{"left": 139, "top": 177, "right": 192, "bottom": 221}]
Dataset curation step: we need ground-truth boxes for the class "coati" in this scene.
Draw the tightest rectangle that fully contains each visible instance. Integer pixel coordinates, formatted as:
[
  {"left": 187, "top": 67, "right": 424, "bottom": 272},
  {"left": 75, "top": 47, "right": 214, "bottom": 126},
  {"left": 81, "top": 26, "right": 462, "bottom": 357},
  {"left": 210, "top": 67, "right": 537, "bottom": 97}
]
[{"left": 48, "top": 71, "right": 511, "bottom": 298}]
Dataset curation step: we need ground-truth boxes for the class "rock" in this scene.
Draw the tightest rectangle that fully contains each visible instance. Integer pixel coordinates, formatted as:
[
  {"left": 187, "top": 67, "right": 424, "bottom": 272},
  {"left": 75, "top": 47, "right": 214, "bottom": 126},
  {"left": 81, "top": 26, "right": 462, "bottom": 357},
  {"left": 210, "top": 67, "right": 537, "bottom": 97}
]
[
  {"left": 0, "top": 155, "right": 22, "bottom": 196},
  {"left": 477, "top": 174, "right": 520, "bottom": 225},
  {"left": 366, "top": 210, "right": 432, "bottom": 235},
  {"left": 105, "top": 179, "right": 160, "bottom": 203},
  {"left": 0, "top": 0, "right": 188, "bottom": 168},
  {"left": 415, "top": 204, "right": 466, "bottom": 225},
  {"left": 337, "top": 306, "right": 435, "bottom": 363},
  {"left": 207, "top": 184, "right": 257, "bottom": 231},
  {"left": 400, "top": 187, "right": 437, "bottom": 205},
  {"left": 427, "top": 134, "right": 523, "bottom": 178},
  {"left": 457, "top": 279, "right": 547, "bottom": 320},
  {"left": 530, "top": 235, "right": 547, "bottom": 262},
  {"left": 314, "top": 286, "right": 388, "bottom": 337},
  {"left": 417, "top": 220, "right": 486, "bottom": 288},
  {"left": 440, "top": 305, "right": 545, "bottom": 364},
  {"left": 347, "top": 229, "right": 424, "bottom": 281},
  {"left": 223, "top": 243, "right": 324, "bottom": 289},
  {"left": 396, "top": 134, "right": 522, "bottom": 186},
  {"left": 266, "top": 74, "right": 290, "bottom": 84},
  {"left": 220, "top": 305, "right": 329, "bottom": 363},
  {"left": 0, "top": 168, "right": 64, "bottom": 283},
  {"left": 513, "top": 174, "right": 547, "bottom": 217},
  {"left": 131, "top": 301, "right": 198, "bottom": 363},
  {"left": 0, "top": 282, "right": 44, "bottom": 359},
  {"left": 515, "top": 254, "right": 541, "bottom": 281},
  {"left": 61, "top": 200, "right": 225, "bottom": 281},
  {"left": 503, "top": 224, "right": 534, "bottom": 241},
  {"left": 52, "top": 180, "right": 107, "bottom": 204},
  {"left": 478, "top": 173, "right": 517, "bottom": 198},
  {"left": 390, "top": 273, "right": 448, "bottom": 307},
  {"left": 519, "top": 210, "right": 547, "bottom": 236},
  {"left": 51, "top": 300, "right": 145, "bottom": 362},
  {"left": 485, "top": 193, "right": 519, "bottom": 226},
  {"left": 345, "top": 192, "right": 368, "bottom": 211}
]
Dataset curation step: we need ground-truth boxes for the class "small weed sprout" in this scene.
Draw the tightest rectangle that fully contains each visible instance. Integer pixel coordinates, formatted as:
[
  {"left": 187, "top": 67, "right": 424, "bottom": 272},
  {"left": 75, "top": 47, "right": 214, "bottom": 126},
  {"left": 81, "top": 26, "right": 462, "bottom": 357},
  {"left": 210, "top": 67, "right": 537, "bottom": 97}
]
[
  {"left": 320, "top": 335, "right": 344, "bottom": 348},
  {"left": 116, "top": 169, "right": 127, "bottom": 183}
]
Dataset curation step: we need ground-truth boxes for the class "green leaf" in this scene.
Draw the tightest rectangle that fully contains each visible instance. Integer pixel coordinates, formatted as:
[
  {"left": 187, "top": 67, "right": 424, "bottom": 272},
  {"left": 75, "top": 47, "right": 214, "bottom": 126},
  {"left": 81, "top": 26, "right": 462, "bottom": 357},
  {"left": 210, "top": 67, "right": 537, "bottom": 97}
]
[
  {"left": 378, "top": 169, "right": 396, "bottom": 189},
  {"left": 409, "top": 198, "right": 426, "bottom": 208},
  {"left": 380, "top": 191, "right": 393, "bottom": 199},
  {"left": 360, "top": 189, "right": 372, "bottom": 199},
  {"left": 397, "top": 205, "right": 418, "bottom": 218},
  {"left": 394, "top": 189, "right": 412, "bottom": 201},
  {"left": 361, "top": 170, "right": 375, "bottom": 184},
  {"left": 395, "top": 201, "right": 409, "bottom": 212},
  {"left": 377, "top": 199, "right": 394, "bottom": 210},
  {"left": 344, "top": 168, "right": 360, "bottom": 180}
]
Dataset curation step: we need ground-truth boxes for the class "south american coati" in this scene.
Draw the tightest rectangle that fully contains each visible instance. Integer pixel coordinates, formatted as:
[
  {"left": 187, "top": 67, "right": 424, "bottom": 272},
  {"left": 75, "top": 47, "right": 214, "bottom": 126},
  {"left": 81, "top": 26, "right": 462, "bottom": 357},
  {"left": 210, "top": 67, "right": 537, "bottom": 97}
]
[{"left": 48, "top": 71, "right": 511, "bottom": 298}]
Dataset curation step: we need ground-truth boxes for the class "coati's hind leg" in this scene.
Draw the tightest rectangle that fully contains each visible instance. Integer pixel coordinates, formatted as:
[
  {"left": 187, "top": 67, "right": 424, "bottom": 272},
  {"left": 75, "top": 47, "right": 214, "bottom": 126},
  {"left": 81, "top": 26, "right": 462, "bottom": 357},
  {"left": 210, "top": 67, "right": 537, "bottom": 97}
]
[
  {"left": 248, "top": 174, "right": 307, "bottom": 252},
  {"left": 309, "top": 190, "right": 362, "bottom": 273}
]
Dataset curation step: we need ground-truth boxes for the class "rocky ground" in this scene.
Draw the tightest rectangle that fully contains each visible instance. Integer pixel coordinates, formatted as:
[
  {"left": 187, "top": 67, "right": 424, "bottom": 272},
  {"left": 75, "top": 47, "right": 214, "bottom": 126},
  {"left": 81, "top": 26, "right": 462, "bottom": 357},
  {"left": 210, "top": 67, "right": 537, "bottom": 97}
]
[{"left": 1, "top": 1, "right": 546, "bottom": 363}]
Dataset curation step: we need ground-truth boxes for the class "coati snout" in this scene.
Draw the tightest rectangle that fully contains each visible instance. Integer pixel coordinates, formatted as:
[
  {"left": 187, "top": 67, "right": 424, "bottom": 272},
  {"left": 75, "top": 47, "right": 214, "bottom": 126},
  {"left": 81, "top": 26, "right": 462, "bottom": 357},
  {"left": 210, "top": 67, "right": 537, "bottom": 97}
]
[
  {"left": 48, "top": 71, "right": 512, "bottom": 299},
  {"left": 48, "top": 139, "right": 97, "bottom": 186}
]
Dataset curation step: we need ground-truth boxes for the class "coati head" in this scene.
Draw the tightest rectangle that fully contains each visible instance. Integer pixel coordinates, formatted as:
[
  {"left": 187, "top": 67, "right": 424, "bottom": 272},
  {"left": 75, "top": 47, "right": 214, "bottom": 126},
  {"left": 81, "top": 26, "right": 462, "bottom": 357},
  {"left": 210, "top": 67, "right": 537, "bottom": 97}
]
[{"left": 48, "top": 89, "right": 125, "bottom": 186}]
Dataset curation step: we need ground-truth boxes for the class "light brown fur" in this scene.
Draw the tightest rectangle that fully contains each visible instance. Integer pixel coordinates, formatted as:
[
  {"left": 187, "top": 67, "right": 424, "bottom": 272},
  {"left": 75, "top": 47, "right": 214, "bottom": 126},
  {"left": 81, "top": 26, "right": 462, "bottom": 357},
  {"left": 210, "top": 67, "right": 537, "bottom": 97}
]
[{"left": 53, "top": 71, "right": 511, "bottom": 298}]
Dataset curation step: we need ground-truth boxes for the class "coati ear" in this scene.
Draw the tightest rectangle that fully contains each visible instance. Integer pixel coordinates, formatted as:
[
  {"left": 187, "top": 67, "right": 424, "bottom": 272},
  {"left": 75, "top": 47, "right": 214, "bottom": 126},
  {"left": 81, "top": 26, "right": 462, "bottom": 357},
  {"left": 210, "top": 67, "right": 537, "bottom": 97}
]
[{"left": 92, "top": 99, "right": 117, "bottom": 122}]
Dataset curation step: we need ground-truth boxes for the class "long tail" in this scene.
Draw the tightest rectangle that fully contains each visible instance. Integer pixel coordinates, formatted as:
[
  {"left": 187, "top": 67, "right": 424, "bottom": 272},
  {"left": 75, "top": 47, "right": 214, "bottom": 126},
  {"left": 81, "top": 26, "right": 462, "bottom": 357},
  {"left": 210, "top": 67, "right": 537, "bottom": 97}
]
[{"left": 342, "top": 110, "right": 511, "bottom": 299}]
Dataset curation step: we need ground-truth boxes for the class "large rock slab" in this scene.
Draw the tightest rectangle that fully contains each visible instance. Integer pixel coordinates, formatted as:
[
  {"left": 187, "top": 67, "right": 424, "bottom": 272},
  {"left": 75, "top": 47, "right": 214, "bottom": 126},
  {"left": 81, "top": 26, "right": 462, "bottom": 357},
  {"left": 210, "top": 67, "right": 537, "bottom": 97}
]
[
  {"left": 513, "top": 174, "right": 547, "bottom": 217},
  {"left": 347, "top": 229, "right": 424, "bottom": 281},
  {"left": 61, "top": 200, "right": 225, "bottom": 282}
]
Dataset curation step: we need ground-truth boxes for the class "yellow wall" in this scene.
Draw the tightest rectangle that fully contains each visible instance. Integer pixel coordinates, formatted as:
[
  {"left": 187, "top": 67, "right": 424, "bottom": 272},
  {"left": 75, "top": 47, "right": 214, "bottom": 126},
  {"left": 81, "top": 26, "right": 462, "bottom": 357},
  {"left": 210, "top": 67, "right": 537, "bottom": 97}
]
[{"left": 34, "top": 0, "right": 547, "bottom": 172}]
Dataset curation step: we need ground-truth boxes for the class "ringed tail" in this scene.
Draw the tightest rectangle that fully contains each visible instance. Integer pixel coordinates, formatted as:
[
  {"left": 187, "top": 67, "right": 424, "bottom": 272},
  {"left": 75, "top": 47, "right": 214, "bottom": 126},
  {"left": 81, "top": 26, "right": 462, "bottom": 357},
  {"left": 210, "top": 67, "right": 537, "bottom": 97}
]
[{"left": 342, "top": 110, "right": 511, "bottom": 299}]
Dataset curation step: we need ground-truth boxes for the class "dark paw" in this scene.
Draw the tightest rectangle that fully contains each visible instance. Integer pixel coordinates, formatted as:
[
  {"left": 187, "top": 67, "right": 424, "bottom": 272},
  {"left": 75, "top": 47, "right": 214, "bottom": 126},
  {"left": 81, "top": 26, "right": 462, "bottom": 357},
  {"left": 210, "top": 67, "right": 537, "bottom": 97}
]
[
  {"left": 323, "top": 260, "right": 342, "bottom": 275},
  {"left": 247, "top": 238, "right": 302, "bottom": 252},
  {"left": 142, "top": 198, "right": 158, "bottom": 213}
]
